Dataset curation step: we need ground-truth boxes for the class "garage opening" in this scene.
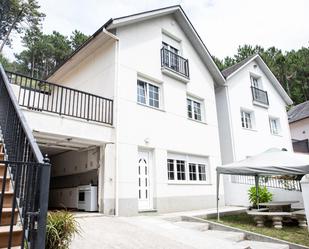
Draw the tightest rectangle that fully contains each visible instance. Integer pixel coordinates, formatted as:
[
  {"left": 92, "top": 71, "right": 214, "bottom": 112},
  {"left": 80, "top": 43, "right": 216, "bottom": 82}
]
[{"left": 35, "top": 132, "right": 103, "bottom": 213}]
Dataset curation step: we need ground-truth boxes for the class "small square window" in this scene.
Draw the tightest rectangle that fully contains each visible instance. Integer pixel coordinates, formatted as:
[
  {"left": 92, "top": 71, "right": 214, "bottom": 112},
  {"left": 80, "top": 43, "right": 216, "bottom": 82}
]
[
  {"left": 198, "top": 164, "right": 207, "bottom": 181},
  {"left": 241, "top": 110, "right": 253, "bottom": 129},
  {"left": 176, "top": 160, "right": 186, "bottom": 181},
  {"left": 189, "top": 163, "right": 197, "bottom": 181},
  {"left": 167, "top": 159, "right": 175, "bottom": 180},
  {"left": 187, "top": 98, "right": 202, "bottom": 121},
  {"left": 137, "top": 80, "right": 160, "bottom": 108},
  {"left": 269, "top": 118, "right": 280, "bottom": 135}
]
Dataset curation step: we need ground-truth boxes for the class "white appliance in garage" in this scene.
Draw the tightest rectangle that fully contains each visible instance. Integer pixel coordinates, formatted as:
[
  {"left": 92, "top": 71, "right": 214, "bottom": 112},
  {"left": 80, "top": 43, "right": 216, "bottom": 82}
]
[{"left": 78, "top": 185, "right": 98, "bottom": 212}]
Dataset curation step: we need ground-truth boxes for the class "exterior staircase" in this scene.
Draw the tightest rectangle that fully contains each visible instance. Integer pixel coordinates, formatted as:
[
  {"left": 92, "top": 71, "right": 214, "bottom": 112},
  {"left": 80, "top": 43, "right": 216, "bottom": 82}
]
[
  {"left": 0, "top": 65, "right": 51, "bottom": 248},
  {"left": 0, "top": 142, "right": 23, "bottom": 248}
]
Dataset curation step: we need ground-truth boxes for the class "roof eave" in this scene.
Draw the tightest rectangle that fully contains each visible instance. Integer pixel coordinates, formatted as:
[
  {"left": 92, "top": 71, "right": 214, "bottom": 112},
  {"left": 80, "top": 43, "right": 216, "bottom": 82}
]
[
  {"left": 225, "top": 55, "right": 293, "bottom": 106},
  {"left": 108, "top": 6, "right": 226, "bottom": 86}
]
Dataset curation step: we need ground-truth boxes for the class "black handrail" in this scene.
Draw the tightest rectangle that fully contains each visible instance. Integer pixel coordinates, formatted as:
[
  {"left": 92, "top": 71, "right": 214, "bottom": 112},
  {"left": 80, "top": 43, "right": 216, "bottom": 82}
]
[
  {"left": 6, "top": 70, "right": 113, "bottom": 125},
  {"left": 251, "top": 86, "right": 269, "bottom": 105},
  {"left": 161, "top": 47, "right": 189, "bottom": 78},
  {"left": 0, "top": 64, "right": 51, "bottom": 249}
]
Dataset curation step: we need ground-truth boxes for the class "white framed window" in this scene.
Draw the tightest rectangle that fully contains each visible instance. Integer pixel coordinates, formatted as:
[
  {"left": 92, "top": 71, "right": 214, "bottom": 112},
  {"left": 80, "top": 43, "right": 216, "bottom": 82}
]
[
  {"left": 167, "top": 153, "right": 209, "bottom": 184},
  {"left": 241, "top": 110, "right": 253, "bottom": 129},
  {"left": 250, "top": 75, "right": 262, "bottom": 89},
  {"left": 137, "top": 79, "right": 160, "bottom": 108},
  {"left": 269, "top": 117, "right": 280, "bottom": 135},
  {"left": 187, "top": 98, "right": 202, "bottom": 121},
  {"left": 167, "top": 159, "right": 175, "bottom": 180},
  {"left": 176, "top": 160, "right": 186, "bottom": 180}
]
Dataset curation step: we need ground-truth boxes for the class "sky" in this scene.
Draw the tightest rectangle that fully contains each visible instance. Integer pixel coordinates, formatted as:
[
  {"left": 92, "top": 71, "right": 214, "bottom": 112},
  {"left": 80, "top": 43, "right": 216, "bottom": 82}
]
[{"left": 3, "top": 0, "right": 309, "bottom": 61}]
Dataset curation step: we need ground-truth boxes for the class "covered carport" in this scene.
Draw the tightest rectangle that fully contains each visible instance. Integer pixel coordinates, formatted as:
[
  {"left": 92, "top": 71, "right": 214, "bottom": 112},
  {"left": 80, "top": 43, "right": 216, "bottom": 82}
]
[
  {"left": 34, "top": 131, "right": 109, "bottom": 213},
  {"left": 216, "top": 148, "right": 309, "bottom": 220}
]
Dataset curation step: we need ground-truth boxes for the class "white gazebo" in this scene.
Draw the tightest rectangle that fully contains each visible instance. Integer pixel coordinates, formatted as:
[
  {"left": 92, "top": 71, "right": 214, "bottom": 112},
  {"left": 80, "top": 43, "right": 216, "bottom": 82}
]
[{"left": 216, "top": 148, "right": 309, "bottom": 220}]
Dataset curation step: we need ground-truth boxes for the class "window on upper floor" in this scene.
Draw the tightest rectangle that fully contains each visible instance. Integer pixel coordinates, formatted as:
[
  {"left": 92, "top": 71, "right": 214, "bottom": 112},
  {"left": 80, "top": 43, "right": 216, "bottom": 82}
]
[
  {"left": 187, "top": 97, "right": 203, "bottom": 121},
  {"left": 241, "top": 110, "right": 254, "bottom": 129},
  {"left": 161, "top": 33, "right": 189, "bottom": 79},
  {"left": 269, "top": 117, "right": 281, "bottom": 135},
  {"left": 250, "top": 75, "right": 269, "bottom": 106},
  {"left": 250, "top": 75, "right": 261, "bottom": 89},
  {"left": 137, "top": 79, "right": 160, "bottom": 108}
]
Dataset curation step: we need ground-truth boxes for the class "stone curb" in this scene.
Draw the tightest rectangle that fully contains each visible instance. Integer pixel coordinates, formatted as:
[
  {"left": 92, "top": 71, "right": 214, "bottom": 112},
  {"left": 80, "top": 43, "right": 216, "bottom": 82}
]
[{"left": 182, "top": 215, "right": 309, "bottom": 249}]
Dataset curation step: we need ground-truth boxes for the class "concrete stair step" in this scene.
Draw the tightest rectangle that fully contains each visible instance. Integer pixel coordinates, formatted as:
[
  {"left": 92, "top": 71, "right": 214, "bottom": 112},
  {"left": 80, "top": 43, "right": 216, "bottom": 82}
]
[
  {"left": 237, "top": 240, "right": 289, "bottom": 249},
  {"left": 0, "top": 176, "right": 11, "bottom": 192},
  {"left": 0, "top": 225, "right": 23, "bottom": 248},
  {"left": 175, "top": 221, "right": 210, "bottom": 231},
  {"left": 203, "top": 230, "right": 245, "bottom": 242},
  {"left": 0, "top": 208, "right": 18, "bottom": 226},
  {"left": 0, "top": 191, "right": 14, "bottom": 208},
  {"left": 0, "top": 164, "right": 5, "bottom": 177}
]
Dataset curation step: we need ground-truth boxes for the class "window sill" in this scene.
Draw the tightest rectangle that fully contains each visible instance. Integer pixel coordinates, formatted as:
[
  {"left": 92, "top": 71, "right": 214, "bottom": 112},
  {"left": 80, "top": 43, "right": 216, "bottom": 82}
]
[
  {"left": 271, "top": 133, "right": 283, "bottom": 137},
  {"left": 242, "top": 127, "right": 257, "bottom": 132},
  {"left": 252, "top": 100, "right": 269, "bottom": 109},
  {"left": 137, "top": 102, "right": 165, "bottom": 112},
  {"left": 167, "top": 181, "right": 211, "bottom": 185},
  {"left": 161, "top": 67, "right": 190, "bottom": 83},
  {"left": 187, "top": 118, "right": 207, "bottom": 125}
]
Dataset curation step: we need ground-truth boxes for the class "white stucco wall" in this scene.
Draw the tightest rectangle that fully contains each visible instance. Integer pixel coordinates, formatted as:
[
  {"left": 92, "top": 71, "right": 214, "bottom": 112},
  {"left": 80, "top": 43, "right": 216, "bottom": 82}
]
[
  {"left": 216, "top": 60, "right": 294, "bottom": 206},
  {"left": 227, "top": 61, "right": 292, "bottom": 161},
  {"left": 114, "top": 15, "right": 223, "bottom": 215},
  {"left": 48, "top": 38, "right": 117, "bottom": 100},
  {"left": 289, "top": 118, "right": 309, "bottom": 141}
]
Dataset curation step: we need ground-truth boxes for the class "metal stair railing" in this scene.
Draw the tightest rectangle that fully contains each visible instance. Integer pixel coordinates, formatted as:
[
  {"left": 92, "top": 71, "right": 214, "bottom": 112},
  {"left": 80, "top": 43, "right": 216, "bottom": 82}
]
[{"left": 0, "top": 64, "right": 51, "bottom": 249}]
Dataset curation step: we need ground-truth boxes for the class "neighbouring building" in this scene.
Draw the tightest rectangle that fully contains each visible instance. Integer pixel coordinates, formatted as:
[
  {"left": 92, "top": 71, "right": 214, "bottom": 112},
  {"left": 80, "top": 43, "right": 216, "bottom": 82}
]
[
  {"left": 288, "top": 101, "right": 309, "bottom": 153},
  {"left": 215, "top": 54, "right": 301, "bottom": 206}
]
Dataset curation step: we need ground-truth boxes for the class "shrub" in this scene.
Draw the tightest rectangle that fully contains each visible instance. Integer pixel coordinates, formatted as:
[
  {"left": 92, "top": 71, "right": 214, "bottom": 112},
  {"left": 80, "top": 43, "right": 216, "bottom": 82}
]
[
  {"left": 248, "top": 186, "right": 273, "bottom": 208},
  {"left": 46, "top": 211, "right": 80, "bottom": 249}
]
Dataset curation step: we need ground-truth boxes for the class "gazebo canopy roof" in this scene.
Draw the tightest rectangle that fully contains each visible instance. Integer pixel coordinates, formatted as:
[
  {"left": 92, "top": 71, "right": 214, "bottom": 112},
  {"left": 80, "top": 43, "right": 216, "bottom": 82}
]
[{"left": 217, "top": 148, "right": 309, "bottom": 176}]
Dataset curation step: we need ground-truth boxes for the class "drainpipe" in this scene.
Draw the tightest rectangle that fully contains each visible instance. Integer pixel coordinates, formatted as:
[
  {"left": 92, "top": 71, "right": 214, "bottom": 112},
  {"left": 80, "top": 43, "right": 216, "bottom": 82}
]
[{"left": 103, "top": 28, "right": 120, "bottom": 216}]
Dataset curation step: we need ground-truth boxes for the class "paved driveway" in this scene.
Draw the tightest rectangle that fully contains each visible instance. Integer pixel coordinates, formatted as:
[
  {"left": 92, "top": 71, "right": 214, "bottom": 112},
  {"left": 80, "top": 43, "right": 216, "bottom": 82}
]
[{"left": 70, "top": 215, "right": 241, "bottom": 249}]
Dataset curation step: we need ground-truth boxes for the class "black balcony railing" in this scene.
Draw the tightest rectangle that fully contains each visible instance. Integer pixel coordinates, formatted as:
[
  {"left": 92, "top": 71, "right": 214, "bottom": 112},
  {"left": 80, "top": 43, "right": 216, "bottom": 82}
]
[
  {"left": 251, "top": 86, "right": 269, "bottom": 106},
  {"left": 161, "top": 48, "right": 189, "bottom": 78},
  {"left": 0, "top": 65, "right": 51, "bottom": 248},
  {"left": 6, "top": 71, "right": 113, "bottom": 125}
]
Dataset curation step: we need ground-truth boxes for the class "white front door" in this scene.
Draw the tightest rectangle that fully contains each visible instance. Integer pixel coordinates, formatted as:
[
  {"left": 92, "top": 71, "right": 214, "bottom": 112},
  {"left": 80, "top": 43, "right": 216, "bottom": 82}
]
[{"left": 138, "top": 151, "right": 151, "bottom": 210}]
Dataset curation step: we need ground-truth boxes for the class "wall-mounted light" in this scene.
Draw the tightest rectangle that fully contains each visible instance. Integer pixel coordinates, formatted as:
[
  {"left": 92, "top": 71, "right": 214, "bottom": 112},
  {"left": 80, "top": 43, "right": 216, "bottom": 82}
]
[
  {"left": 253, "top": 64, "right": 258, "bottom": 69},
  {"left": 144, "top": 138, "right": 150, "bottom": 144}
]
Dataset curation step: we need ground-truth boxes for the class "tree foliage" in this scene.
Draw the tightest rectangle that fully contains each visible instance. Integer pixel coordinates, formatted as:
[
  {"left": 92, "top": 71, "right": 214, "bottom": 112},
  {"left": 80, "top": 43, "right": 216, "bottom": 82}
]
[
  {"left": 214, "top": 44, "right": 309, "bottom": 105},
  {"left": 14, "top": 29, "right": 88, "bottom": 78},
  {"left": 0, "top": 0, "right": 45, "bottom": 50}
]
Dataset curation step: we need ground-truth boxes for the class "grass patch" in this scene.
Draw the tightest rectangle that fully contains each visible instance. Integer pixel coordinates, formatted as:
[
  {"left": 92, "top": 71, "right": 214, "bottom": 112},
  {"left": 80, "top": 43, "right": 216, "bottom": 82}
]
[{"left": 207, "top": 213, "right": 309, "bottom": 247}]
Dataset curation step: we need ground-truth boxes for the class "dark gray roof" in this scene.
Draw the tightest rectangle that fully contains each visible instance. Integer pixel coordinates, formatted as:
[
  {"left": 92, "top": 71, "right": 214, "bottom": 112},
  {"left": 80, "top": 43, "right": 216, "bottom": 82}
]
[
  {"left": 288, "top": 100, "right": 309, "bottom": 123},
  {"left": 221, "top": 54, "right": 257, "bottom": 78}
]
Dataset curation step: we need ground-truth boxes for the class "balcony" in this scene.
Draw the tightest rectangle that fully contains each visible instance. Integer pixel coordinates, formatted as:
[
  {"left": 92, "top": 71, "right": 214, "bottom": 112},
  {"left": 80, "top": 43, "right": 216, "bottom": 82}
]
[
  {"left": 251, "top": 86, "right": 269, "bottom": 107},
  {"left": 161, "top": 48, "right": 189, "bottom": 82},
  {"left": 6, "top": 71, "right": 113, "bottom": 125}
]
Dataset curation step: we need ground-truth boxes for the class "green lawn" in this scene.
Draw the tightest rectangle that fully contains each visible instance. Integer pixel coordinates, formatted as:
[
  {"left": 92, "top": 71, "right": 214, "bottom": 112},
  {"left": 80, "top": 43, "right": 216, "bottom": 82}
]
[{"left": 207, "top": 214, "right": 309, "bottom": 247}]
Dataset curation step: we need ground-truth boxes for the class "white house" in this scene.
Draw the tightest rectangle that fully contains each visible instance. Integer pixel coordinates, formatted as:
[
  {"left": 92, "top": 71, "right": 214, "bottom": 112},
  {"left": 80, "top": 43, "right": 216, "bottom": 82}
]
[
  {"left": 4, "top": 6, "right": 299, "bottom": 216},
  {"left": 7, "top": 5, "right": 226, "bottom": 216},
  {"left": 215, "top": 54, "right": 299, "bottom": 206},
  {"left": 288, "top": 101, "right": 309, "bottom": 153}
]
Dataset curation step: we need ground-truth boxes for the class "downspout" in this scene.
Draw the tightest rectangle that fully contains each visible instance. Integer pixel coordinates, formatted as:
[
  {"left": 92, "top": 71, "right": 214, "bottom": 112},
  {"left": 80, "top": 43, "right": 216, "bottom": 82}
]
[{"left": 103, "top": 28, "right": 120, "bottom": 216}]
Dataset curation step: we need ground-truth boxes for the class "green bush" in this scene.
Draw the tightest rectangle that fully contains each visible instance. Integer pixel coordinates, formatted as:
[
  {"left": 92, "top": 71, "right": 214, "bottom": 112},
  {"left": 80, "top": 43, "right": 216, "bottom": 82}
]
[
  {"left": 46, "top": 211, "right": 80, "bottom": 249},
  {"left": 248, "top": 186, "right": 273, "bottom": 208}
]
